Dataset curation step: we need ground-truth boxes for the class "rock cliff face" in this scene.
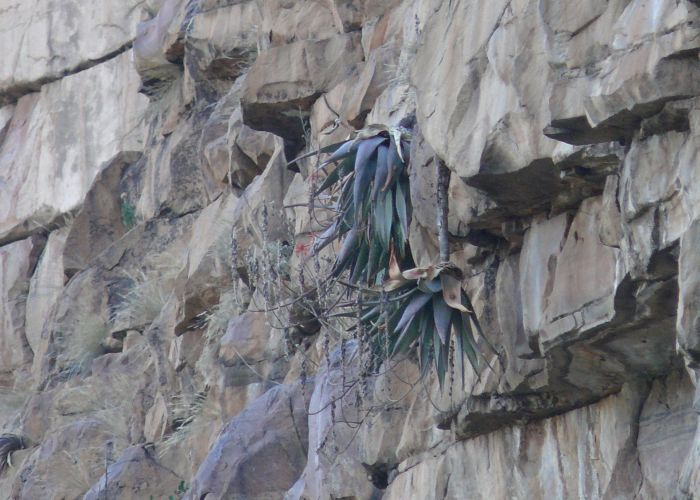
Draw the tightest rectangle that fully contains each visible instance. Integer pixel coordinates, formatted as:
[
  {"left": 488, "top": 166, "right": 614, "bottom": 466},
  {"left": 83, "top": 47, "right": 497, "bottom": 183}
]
[{"left": 1, "top": 0, "right": 700, "bottom": 498}]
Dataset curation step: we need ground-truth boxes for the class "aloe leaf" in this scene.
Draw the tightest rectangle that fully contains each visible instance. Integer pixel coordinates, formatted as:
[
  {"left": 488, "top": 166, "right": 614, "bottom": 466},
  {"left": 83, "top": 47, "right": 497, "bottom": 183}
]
[
  {"left": 353, "top": 137, "right": 384, "bottom": 222},
  {"left": 382, "top": 139, "right": 400, "bottom": 191},
  {"left": 373, "top": 191, "right": 386, "bottom": 249},
  {"left": 418, "top": 313, "right": 433, "bottom": 378},
  {"left": 395, "top": 180, "right": 409, "bottom": 239},
  {"left": 434, "top": 323, "right": 447, "bottom": 389},
  {"left": 338, "top": 180, "right": 356, "bottom": 233},
  {"left": 392, "top": 221, "right": 405, "bottom": 260},
  {"left": 374, "top": 250, "right": 389, "bottom": 286},
  {"left": 312, "top": 221, "right": 339, "bottom": 254},
  {"left": 289, "top": 139, "right": 349, "bottom": 165},
  {"left": 371, "top": 144, "right": 389, "bottom": 201},
  {"left": 321, "top": 140, "right": 356, "bottom": 166},
  {"left": 382, "top": 189, "right": 393, "bottom": 252},
  {"left": 391, "top": 311, "right": 422, "bottom": 355},
  {"left": 432, "top": 294, "right": 451, "bottom": 344},
  {"left": 350, "top": 240, "right": 370, "bottom": 283},
  {"left": 394, "top": 292, "right": 432, "bottom": 333},
  {"left": 332, "top": 227, "right": 359, "bottom": 276},
  {"left": 385, "top": 300, "right": 409, "bottom": 337},
  {"left": 452, "top": 311, "right": 466, "bottom": 385},
  {"left": 366, "top": 234, "right": 383, "bottom": 284},
  {"left": 456, "top": 311, "right": 479, "bottom": 373},
  {"left": 460, "top": 290, "right": 494, "bottom": 357},
  {"left": 315, "top": 166, "right": 340, "bottom": 195},
  {"left": 359, "top": 303, "right": 379, "bottom": 320},
  {"left": 337, "top": 156, "right": 354, "bottom": 178}
]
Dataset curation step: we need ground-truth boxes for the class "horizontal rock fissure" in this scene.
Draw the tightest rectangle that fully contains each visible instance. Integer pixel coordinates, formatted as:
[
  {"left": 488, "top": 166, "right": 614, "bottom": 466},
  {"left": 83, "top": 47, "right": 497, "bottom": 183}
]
[{"left": 0, "top": 40, "right": 135, "bottom": 106}]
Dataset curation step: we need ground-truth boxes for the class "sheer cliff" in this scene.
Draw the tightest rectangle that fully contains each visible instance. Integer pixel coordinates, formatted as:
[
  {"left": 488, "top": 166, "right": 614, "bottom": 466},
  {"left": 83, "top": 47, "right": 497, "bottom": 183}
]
[{"left": 1, "top": 1, "right": 700, "bottom": 498}]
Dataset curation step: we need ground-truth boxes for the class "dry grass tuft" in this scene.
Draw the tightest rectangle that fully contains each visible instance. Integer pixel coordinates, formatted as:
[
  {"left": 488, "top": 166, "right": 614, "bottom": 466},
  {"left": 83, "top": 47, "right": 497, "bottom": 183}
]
[
  {"left": 113, "top": 252, "right": 183, "bottom": 329},
  {"left": 158, "top": 390, "right": 218, "bottom": 459},
  {"left": 56, "top": 315, "right": 110, "bottom": 377}
]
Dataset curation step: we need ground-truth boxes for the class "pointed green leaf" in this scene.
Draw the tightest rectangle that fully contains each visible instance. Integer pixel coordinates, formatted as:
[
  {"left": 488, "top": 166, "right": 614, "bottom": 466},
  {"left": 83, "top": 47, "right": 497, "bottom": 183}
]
[
  {"left": 288, "top": 139, "right": 349, "bottom": 166},
  {"left": 332, "top": 227, "right": 359, "bottom": 276},
  {"left": 349, "top": 240, "right": 370, "bottom": 283},
  {"left": 374, "top": 250, "right": 389, "bottom": 286},
  {"left": 432, "top": 295, "right": 451, "bottom": 344},
  {"left": 358, "top": 305, "right": 380, "bottom": 321},
  {"left": 372, "top": 145, "right": 389, "bottom": 201},
  {"left": 418, "top": 312, "right": 433, "bottom": 378},
  {"left": 456, "top": 311, "right": 479, "bottom": 373},
  {"left": 312, "top": 221, "right": 339, "bottom": 254},
  {"left": 314, "top": 166, "right": 340, "bottom": 195},
  {"left": 392, "top": 212, "right": 406, "bottom": 260},
  {"left": 391, "top": 312, "right": 422, "bottom": 355},
  {"left": 366, "top": 235, "right": 383, "bottom": 285},
  {"left": 382, "top": 139, "right": 400, "bottom": 191},
  {"left": 394, "top": 292, "right": 432, "bottom": 333},
  {"left": 353, "top": 137, "right": 384, "bottom": 223},
  {"left": 337, "top": 156, "right": 354, "bottom": 178},
  {"left": 391, "top": 128, "right": 405, "bottom": 163},
  {"left": 373, "top": 190, "right": 387, "bottom": 249},
  {"left": 382, "top": 189, "right": 393, "bottom": 252},
  {"left": 321, "top": 140, "right": 356, "bottom": 166},
  {"left": 434, "top": 323, "right": 447, "bottom": 389},
  {"left": 461, "top": 290, "right": 494, "bottom": 356},
  {"left": 395, "top": 180, "right": 409, "bottom": 239}
]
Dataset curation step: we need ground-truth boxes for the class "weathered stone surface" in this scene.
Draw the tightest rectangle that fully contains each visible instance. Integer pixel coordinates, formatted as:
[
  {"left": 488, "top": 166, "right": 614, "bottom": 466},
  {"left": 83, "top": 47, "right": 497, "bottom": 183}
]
[
  {"left": 199, "top": 83, "right": 278, "bottom": 193},
  {"left": 32, "top": 215, "right": 193, "bottom": 384},
  {"left": 0, "top": 52, "right": 147, "bottom": 244},
  {"left": 637, "top": 368, "right": 697, "bottom": 498},
  {"left": 63, "top": 152, "right": 143, "bottom": 275},
  {"left": 11, "top": 419, "right": 129, "bottom": 500},
  {"left": 137, "top": 110, "right": 221, "bottom": 219},
  {"left": 179, "top": 193, "right": 239, "bottom": 323},
  {"left": 241, "top": 33, "right": 364, "bottom": 140},
  {"left": 678, "top": 219, "right": 700, "bottom": 364},
  {"left": 413, "top": 0, "right": 557, "bottom": 178},
  {"left": 0, "top": 236, "right": 44, "bottom": 386},
  {"left": 0, "top": 0, "right": 150, "bottom": 104},
  {"left": 185, "top": 383, "right": 309, "bottom": 500},
  {"left": 519, "top": 212, "right": 570, "bottom": 345},
  {"left": 134, "top": 0, "right": 189, "bottom": 91},
  {"left": 228, "top": 138, "right": 295, "bottom": 268},
  {"left": 25, "top": 227, "right": 69, "bottom": 357},
  {"left": 184, "top": 1, "right": 260, "bottom": 99},
  {"left": 218, "top": 311, "right": 288, "bottom": 385},
  {"left": 84, "top": 446, "right": 183, "bottom": 500},
  {"left": 386, "top": 371, "right": 695, "bottom": 500},
  {"left": 540, "top": 197, "right": 623, "bottom": 345},
  {"left": 290, "top": 343, "right": 403, "bottom": 500}
]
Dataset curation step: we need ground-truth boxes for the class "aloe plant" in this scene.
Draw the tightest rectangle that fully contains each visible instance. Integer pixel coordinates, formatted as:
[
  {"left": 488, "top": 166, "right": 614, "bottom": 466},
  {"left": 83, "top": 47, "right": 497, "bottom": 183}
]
[
  {"left": 293, "top": 123, "right": 488, "bottom": 387},
  {"left": 293, "top": 125, "right": 412, "bottom": 286},
  {"left": 361, "top": 260, "right": 483, "bottom": 387}
]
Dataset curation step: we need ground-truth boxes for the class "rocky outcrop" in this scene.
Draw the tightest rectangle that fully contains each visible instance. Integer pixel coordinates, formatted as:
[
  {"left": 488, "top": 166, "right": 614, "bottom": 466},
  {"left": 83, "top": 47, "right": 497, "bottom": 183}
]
[
  {"left": 186, "top": 383, "right": 310, "bottom": 500},
  {"left": 0, "top": 0, "right": 151, "bottom": 105},
  {"left": 1, "top": 0, "right": 700, "bottom": 499},
  {"left": 0, "top": 52, "right": 147, "bottom": 245}
]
